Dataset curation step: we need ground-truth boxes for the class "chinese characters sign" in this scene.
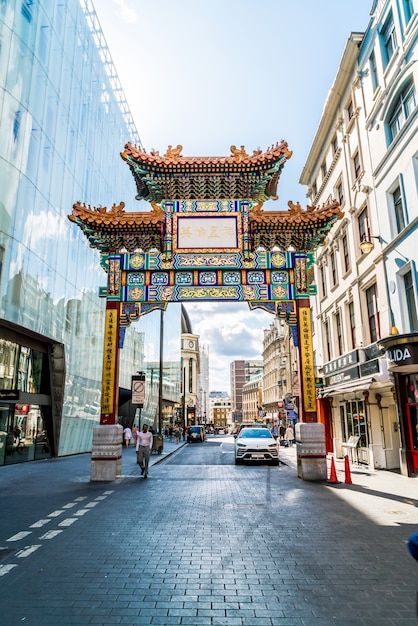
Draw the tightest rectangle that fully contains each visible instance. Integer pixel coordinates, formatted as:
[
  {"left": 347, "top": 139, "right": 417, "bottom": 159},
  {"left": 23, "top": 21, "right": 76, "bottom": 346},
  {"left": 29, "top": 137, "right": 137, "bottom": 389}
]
[
  {"left": 299, "top": 307, "right": 316, "bottom": 413},
  {"left": 101, "top": 308, "right": 118, "bottom": 415},
  {"left": 176, "top": 215, "right": 239, "bottom": 250}
]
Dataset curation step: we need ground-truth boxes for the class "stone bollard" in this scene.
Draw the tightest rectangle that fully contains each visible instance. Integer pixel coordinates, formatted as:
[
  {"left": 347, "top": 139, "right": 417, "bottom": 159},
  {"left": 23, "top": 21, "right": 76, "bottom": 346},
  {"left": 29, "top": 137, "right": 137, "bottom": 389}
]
[
  {"left": 295, "top": 422, "right": 327, "bottom": 481},
  {"left": 90, "top": 424, "right": 123, "bottom": 482}
]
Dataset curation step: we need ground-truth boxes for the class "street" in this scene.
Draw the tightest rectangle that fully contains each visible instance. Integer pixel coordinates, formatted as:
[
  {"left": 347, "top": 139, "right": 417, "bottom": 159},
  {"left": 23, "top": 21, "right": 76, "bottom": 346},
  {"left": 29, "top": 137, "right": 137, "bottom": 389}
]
[{"left": 0, "top": 435, "right": 417, "bottom": 625}]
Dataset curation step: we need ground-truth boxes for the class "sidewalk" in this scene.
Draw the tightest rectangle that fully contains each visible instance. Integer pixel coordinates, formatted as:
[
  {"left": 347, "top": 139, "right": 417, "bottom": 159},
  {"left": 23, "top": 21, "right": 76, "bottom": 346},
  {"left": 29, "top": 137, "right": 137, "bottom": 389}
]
[{"left": 279, "top": 444, "right": 418, "bottom": 526}]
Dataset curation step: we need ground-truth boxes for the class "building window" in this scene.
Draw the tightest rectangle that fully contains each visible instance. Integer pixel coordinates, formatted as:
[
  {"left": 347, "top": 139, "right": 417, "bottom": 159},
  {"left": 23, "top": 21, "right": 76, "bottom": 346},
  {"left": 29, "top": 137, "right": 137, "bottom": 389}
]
[
  {"left": 388, "top": 82, "right": 416, "bottom": 143},
  {"left": 335, "top": 310, "right": 343, "bottom": 356},
  {"left": 342, "top": 234, "right": 350, "bottom": 273},
  {"left": 347, "top": 99, "right": 354, "bottom": 121},
  {"left": 320, "top": 265, "right": 327, "bottom": 298},
  {"left": 404, "top": 270, "right": 418, "bottom": 331},
  {"left": 403, "top": 0, "right": 414, "bottom": 25},
  {"left": 340, "top": 400, "right": 368, "bottom": 448},
  {"left": 348, "top": 301, "right": 356, "bottom": 349},
  {"left": 324, "top": 320, "right": 331, "bottom": 362},
  {"left": 370, "top": 51, "right": 379, "bottom": 92},
  {"left": 311, "top": 181, "right": 317, "bottom": 199},
  {"left": 353, "top": 151, "right": 361, "bottom": 180},
  {"left": 321, "top": 160, "right": 328, "bottom": 179},
  {"left": 366, "top": 284, "right": 380, "bottom": 343},
  {"left": 358, "top": 207, "right": 370, "bottom": 248},
  {"left": 189, "top": 358, "right": 193, "bottom": 393},
  {"left": 336, "top": 179, "right": 344, "bottom": 205},
  {"left": 392, "top": 185, "right": 406, "bottom": 233},
  {"left": 330, "top": 251, "right": 337, "bottom": 286},
  {"left": 381, "top": 12, "right": 397, "bottom": 67},
  {"left": 332, "top": 135, "right": 339, "bottom": 156}
]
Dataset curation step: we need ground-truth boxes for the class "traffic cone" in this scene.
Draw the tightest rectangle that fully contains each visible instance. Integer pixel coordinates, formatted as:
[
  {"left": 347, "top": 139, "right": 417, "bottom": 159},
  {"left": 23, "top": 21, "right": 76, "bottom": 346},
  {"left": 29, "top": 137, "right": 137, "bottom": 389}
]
[
  {"left": 344, "top": 455, "right": 353, "bottom": 484},
  {"left": 328, "top": 456, "right": 340, "bottom": 483}
]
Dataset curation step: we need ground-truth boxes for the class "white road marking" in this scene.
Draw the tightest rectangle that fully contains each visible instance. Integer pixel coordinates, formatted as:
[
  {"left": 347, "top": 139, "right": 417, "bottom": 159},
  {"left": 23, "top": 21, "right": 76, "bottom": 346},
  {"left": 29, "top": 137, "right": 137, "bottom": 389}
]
[
  {"left": 48, "top": 510, "right": 64, "bottom": 518},
  {"left": 62, "top": 502, "right": 77, "bottom": 509},
  {"left": 29, "top": 519, "right": 51, "bottom": 528},
  {"left": 58, "top": 518, "right": 77, "bottom": 527},
  {"left": 84, "top": 502, "right": 98, "bottom": 508},
  {"left": 39, "top": 530, "right": 63, "bottom": 539},
  {"left": 7, "top": 531, "right": 32, "bottom": 542},
  {"left": 16, "top": 545, "right": 41, "bottom": 558},
  {"left": 74, "top": 509, "right": 90, "bottom": 516},
  {"left": 0, "top": 564, "right": 18, "bottom": 576},
  {"left": 74, "top": 497, "right": 87, "bottom": 501},
  {"left": 103, "top": 491, "right": 114, "bottom": 495},
  {"left": 94, "top": 496, "right": 107, "bottom": 501}
]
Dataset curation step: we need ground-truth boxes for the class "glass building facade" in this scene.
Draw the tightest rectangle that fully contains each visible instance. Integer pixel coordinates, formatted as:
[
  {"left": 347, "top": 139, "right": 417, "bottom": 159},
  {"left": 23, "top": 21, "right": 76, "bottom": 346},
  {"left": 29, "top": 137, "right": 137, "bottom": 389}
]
[{"left": 0, "top": 0, "right": 180, "bottom": 465}]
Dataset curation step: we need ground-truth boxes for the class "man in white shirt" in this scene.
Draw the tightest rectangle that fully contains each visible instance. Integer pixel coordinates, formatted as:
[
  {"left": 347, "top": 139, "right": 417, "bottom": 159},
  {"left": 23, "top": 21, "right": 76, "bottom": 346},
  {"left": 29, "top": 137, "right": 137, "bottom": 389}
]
[{"left": 136, "top": 424, "right": 153, "bottom": 478}]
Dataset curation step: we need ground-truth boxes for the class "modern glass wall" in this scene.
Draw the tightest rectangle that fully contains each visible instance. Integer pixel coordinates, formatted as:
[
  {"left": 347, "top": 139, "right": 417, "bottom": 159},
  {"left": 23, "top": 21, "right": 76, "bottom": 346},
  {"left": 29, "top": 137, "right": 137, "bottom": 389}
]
[{"left": 0, "top": 1, "right": 180, "bottom": 463}]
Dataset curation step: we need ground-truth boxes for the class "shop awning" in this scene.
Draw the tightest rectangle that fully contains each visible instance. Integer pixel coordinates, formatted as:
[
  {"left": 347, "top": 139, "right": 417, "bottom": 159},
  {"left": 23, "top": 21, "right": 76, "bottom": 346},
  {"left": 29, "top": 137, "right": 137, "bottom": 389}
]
[{"left": 318, "top": 377, "right": 376, "bottom": 398}]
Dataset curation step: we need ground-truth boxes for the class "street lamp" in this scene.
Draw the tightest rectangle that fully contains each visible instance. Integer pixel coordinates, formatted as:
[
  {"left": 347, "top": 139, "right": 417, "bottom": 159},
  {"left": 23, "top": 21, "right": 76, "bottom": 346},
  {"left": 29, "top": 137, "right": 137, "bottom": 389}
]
[{"left": 359, "top": 235, "right": 381, "bottom": 254}]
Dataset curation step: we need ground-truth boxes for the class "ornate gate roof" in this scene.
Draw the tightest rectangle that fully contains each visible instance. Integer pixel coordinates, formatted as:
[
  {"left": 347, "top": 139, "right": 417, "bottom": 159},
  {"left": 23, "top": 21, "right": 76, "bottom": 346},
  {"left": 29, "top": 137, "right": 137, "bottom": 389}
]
[
  {"left": 69, "top": 142, "right": 342, "bottom": 254},
  {"left": 121, "top": 142, "right": 293, "bottom": 202}
]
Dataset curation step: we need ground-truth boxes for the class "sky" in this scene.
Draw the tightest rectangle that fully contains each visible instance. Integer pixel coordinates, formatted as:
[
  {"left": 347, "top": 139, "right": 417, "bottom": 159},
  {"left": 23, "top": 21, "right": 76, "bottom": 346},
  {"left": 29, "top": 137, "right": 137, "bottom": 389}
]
[{"left": 93, "top": 0, "right": 372, "bottom": 393}]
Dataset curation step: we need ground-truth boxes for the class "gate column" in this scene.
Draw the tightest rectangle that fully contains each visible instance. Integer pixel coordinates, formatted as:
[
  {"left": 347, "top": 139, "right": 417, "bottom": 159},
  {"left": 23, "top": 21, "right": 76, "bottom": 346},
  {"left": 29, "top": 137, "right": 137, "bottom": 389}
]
[{"left": 91, "top": 275, "right": 122, "bottom": 481}]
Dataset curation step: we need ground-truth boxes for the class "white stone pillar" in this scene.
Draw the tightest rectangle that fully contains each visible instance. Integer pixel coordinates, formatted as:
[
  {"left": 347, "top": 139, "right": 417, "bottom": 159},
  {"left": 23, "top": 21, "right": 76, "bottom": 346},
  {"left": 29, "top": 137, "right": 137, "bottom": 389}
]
[{"left": 295, "top": 422, "right": 327, "bottom": 481}]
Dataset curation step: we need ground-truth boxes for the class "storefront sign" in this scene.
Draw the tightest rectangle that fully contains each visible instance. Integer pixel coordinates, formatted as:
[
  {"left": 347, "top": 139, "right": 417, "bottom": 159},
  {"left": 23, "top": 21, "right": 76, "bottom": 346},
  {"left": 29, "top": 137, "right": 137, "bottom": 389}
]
[
  {"left": 386, "top": 345, "right": 416, "bottom": 367},
  {"left": 325, "top": 365, "right": 359, "bottom": 387},
  {"left": 360, "top": 359, "right": 380, "bottom": 377},
  {"left": 0, "top": 389, "right": 19, "bottom": 400},
  {"left": 378, "top": 335, "right": 418, "bottom": 373},
  {"left": 323, "top": 350, "right": 359, "bottom": 376},
  {"left": 299, "top": 307, "right": 316, "bottom": 412}
]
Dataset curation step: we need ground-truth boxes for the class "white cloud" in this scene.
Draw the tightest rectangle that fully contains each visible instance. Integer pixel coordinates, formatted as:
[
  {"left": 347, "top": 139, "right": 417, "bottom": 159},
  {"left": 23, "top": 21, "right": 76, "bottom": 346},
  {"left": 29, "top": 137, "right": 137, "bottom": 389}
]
[{"left": 111, "top": 0, "right": 139, "bottom": 24}]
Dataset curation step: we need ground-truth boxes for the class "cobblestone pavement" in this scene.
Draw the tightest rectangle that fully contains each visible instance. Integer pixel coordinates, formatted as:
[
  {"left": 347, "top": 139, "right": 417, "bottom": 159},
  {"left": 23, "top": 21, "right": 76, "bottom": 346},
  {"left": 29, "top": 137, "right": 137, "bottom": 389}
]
[{"left": 0, "top": 437, "right": 417, "bottom": 625}]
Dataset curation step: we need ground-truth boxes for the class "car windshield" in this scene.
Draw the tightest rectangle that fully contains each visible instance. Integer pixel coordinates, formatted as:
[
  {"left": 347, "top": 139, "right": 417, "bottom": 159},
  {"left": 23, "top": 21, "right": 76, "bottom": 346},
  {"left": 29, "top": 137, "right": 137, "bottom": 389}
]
[
  {"left": 239, "top": 429, "right": 273, "bottom": 439},
  {"left": 189, "top": 427, "right": 201, "bottom": 433}
]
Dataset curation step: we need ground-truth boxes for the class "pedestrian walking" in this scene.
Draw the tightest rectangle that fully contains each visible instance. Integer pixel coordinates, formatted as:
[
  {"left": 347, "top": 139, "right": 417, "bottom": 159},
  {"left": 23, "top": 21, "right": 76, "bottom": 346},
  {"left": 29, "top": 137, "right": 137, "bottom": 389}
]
[
  {"left": 285, "top": 424, "right": 294, "bottom": 447},
  {"left": 270, "top": 424, "right": 279, "bottom": 439},
  {"left": 123, "top": 425, "right": 132, "bottom": 448},
  {"left": 132, "top": 425, "right": 139, "bottom": 441},
  {"left": 135, "top": 424, "right": 153, "bottom": 478}
]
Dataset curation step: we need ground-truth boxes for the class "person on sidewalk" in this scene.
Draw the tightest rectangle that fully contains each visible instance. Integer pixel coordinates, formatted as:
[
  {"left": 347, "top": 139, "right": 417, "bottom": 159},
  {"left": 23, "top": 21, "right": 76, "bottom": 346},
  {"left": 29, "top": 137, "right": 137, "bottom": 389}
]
[
  {"left": 136, "top": 423, "right": 153, "bottom": 478},
  {"left": 123, "top": 425, "right": 132, "bottom": 448},
  {"left": 285, "top": 424, "right": 294, "bottom": 447},
  {"left": 270, "top": 424, "right": 279, "bottom": 440}
]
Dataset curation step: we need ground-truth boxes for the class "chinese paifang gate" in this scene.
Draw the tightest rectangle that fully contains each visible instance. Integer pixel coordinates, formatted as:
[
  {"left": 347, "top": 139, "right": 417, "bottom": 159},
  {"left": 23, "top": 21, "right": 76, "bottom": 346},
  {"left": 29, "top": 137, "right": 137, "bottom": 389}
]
[{"left": 69, "top": 141, "right": 342, "bottom": 481}]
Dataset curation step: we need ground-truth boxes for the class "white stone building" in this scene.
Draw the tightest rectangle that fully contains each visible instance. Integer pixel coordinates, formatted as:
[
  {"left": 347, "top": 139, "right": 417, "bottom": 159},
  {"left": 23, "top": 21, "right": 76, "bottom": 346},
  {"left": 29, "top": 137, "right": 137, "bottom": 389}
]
[{"left": 300, "top": 0, "right": 417, "bottom": 475}]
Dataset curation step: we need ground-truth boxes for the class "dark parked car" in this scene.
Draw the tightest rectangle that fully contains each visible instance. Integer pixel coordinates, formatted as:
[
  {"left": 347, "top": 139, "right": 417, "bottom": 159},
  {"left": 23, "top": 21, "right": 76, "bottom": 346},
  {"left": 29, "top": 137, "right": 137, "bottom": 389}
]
[{"left": 187, "top": 425, "right": 206, "bottom": 443}]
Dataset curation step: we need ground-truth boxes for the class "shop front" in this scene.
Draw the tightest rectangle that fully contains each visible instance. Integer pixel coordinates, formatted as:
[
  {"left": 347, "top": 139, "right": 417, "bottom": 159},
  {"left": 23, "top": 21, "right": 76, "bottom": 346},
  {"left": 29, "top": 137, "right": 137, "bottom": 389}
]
[
  {"left": 378, "top": 333, "right": 418, "bottom": 477},
  {"left": 317, "top": 347, "right": 399, "bottom": 470}
]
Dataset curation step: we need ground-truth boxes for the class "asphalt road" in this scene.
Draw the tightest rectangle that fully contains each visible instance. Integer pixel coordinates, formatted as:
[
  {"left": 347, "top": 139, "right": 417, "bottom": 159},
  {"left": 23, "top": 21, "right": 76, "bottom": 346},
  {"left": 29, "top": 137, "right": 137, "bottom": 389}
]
[{"left": 0, "top": 435, "right": 417, "bottom": 625}]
